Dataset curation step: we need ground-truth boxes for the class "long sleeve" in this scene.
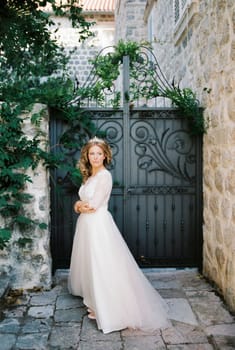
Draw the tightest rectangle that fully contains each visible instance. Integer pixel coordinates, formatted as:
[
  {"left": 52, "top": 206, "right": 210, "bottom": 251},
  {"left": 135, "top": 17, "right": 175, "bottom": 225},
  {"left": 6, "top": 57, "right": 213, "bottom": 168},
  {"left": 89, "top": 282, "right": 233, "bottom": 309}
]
[{"left": 88, "top": 170, "right": 113, "bottom": 210}]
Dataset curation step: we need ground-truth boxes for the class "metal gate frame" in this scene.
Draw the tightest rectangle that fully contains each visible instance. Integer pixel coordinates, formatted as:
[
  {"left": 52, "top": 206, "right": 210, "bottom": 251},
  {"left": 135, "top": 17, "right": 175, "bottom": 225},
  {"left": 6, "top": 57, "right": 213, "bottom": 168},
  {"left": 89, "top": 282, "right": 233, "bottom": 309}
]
[{"left": 50, "top": 55, "right": 203, "bottom": 271}]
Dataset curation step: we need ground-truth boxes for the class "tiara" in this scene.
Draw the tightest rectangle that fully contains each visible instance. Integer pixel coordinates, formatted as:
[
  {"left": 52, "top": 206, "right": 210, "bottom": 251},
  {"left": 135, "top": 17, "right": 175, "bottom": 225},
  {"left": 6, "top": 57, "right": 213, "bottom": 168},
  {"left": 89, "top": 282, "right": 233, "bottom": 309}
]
[{"left": 88, "top": 136, "right": 106, "bottom": 143}]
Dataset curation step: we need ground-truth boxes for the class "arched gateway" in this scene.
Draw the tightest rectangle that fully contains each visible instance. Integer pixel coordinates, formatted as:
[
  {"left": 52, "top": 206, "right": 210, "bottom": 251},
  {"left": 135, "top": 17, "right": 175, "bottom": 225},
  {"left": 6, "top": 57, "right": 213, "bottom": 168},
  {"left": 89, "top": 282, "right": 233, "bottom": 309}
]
[{"left": 50, "top": 46, "right": 203, "bottom": 271}]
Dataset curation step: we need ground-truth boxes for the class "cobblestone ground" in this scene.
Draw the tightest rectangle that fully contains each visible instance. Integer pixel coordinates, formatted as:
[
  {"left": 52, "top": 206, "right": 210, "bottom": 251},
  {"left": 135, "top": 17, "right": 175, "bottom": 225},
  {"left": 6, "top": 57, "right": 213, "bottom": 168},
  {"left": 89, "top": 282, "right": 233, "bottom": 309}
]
[{"left": 0, "top": 269, "right": 235, "bottom": 350}]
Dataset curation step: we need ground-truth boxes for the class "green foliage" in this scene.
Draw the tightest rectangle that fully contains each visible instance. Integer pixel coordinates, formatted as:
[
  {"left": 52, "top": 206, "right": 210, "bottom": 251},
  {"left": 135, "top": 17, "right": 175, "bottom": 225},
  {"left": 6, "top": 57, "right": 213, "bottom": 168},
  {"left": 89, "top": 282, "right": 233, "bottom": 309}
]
[
  {"left": 0, "top": 0, "right": 94, "bottom": 78},
  {"left": 16, "top": 237, "right": 33, "bottom": 248},
  {"left": 79, "top": 40, "right": 142, "bottom": 107},
  {"left": 0, "top": 102, "right": 50, "bottom": 246},
  {"left": 86, "top": 40, "right": 206, "bottom": 134},
  {"left": 163, "top": 86, "right": 206, "bottom": 134},
  {"left": 0, "top": 228, "right": 11, "bottom": 249},
  {"left": 0, "top": 1, "right": 95, "bottom": 249},
  {"left": 78, "top": 40, "right": 205, "bottom": 135}
]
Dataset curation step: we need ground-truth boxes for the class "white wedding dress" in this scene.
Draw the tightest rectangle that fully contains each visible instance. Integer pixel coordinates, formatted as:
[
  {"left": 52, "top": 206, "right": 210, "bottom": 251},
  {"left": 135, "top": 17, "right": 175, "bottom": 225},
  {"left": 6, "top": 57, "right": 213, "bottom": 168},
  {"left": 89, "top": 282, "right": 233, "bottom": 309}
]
[{"left": 68, "top": 168, "right": 170, "bottom": 334}]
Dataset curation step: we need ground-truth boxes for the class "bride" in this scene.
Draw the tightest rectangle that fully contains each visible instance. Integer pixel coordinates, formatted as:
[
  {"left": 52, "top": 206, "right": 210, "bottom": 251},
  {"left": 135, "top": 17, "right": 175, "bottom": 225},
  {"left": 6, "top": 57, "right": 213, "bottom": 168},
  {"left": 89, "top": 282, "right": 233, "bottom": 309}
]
[{"left": 68, "top": 137, "right": 170, "bottom": 334}]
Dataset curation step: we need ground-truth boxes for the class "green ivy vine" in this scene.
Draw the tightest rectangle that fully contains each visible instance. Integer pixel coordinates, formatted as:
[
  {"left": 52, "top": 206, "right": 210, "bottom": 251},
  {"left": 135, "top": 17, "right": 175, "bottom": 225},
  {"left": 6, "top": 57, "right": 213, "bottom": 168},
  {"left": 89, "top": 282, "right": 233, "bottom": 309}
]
[
  {"left": 0, "top": 0, "right": 95, "bottom": 250},
  {"left": 76, "top": 40, "right": 206, "bottom": 135}
]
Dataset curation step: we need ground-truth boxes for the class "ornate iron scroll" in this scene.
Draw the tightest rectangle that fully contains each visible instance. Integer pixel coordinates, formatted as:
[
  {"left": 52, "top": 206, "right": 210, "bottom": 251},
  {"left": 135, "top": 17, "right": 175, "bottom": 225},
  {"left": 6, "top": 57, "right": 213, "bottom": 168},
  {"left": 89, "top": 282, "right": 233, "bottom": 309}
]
[{"left": 130, "top": 120, "right": 195, "bottom": 183}]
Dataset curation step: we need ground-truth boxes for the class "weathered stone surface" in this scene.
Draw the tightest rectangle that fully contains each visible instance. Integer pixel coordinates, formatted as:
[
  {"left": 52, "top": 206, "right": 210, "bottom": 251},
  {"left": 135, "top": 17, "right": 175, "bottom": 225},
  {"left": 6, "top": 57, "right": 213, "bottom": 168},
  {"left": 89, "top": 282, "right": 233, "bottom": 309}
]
[
  {"left": 121, "top": 328, "right": 161, "bottom": 337},
  {"left": 0, "top": 334, "right": 16, "bottom": 350},
  {"left": 158, "top": 288, "right": 186, "bottom": 299},
  {"left": 54, "top": 307, "right": 85, "bottom": 323},
  {"left": 22, "top": 318, "right": 52, "bottom": 334},
  {"left": 167, "top": 345, "right": 213, "bottom": 350},
  {"left": 30, "top": 291, "right": 57, "bottom": 306},
  {"left": 211, "top": 335, "right": 235, "bottom": 350},
  {"left": 3, "top": 306, "right": 27, "bottom": 318},
  {"left": 215, "top": 247, "right": 226, "bottom": 269},
  {"left": 80, "top": 316, "right": 121, "bottom": 342},
  {"left": 205, "top": 323, "right": 235, "bottom": 337},
  {"left": 48, "top": 324, "right": 81, "bottom": 348},
  {"left": 0, "top": 270, "right": 234, "bottom": 349},
  {"left": 123, "top": 335, "right": 166, "bottom": 350},
  {"left": 209, "top": 195, "right": 220, "bottom": 216},
  {"left": 189, "top": 299, "right": 234, "bottom": 326},
  {"left": 214, "top": 169, "right": 224, "bottom": 193},
  {"left": 179, "top": 273, "right": 212, "bottom": 292},
  {"left": 226, "top": 169, "right": 235, "bottom": 195},
  {"left": 78, "top": 341, "right": 123, "bottom": 350},
  {"left": 150, "top": 279, "right": 181, "bottom": 290},
  {"left": 16, "top": 333, "right": 49, "bottom": 350},
  {"left": 0, "top": 318, "right": 20, "bottom": 333},
  {"left": 185, "top": 290, "right": 220, "bottom": 302},
  {"left": 166, "top": 298, "right": 198, "bottom": 326},
  {"left": 28, "top": 305, "right": 54, "bottom": 318},
  {"left": 161, "top": 326, "right": 186, "bottom": 345},
  {"left": 56, "top": 294, "right": 84, "bottom": 310},
  {"left": 171, "top": 322, "right": 208, "bottom": 344}
]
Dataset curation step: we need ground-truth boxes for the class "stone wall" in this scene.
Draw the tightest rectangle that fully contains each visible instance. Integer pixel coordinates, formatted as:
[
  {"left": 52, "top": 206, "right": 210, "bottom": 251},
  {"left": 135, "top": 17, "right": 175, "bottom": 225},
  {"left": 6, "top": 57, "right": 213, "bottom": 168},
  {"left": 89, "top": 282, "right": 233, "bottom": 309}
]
[
  {"left": 139, "top": 0, "right": 235, "bottom": 311},
  {"left": 51, "top": 15, "right": 115, "bottom": 84},
  {"left": 115, "top": 0, "right": 147, "bottom": 42},
  {"left": 0, "top": 104, "right": 52, "bottom": 289}
]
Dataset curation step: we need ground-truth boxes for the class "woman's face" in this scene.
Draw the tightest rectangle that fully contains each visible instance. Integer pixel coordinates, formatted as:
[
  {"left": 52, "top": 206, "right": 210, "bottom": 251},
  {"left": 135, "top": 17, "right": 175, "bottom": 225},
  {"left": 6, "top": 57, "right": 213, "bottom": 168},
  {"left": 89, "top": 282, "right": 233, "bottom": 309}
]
[{"left": 88, "top": 145, "right": 105, "bottom": 170}]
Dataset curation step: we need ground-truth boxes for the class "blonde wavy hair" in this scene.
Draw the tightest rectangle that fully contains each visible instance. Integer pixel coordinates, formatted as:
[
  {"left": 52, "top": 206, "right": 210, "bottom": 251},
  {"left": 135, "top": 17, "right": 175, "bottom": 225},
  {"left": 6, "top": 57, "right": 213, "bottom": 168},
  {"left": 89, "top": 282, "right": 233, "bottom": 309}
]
[{"left": 78, "top": 137, "right": 112, "bottom": 183}]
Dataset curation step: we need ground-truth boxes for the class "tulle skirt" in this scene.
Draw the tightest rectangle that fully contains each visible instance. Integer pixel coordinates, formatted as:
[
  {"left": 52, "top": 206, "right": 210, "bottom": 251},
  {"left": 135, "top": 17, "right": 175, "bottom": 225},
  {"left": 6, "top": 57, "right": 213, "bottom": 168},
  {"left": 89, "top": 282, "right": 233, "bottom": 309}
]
[{"left": 68, "top": 208, "right": 170, "bottom": 334}]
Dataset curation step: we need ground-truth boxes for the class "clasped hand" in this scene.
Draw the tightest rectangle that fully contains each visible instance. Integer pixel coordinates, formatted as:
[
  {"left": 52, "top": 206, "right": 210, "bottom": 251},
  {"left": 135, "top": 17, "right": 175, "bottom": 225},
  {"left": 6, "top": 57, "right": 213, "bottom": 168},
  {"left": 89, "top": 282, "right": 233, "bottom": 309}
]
[{"left": 74, "top": 200, "right": 96, "bottom": 214}]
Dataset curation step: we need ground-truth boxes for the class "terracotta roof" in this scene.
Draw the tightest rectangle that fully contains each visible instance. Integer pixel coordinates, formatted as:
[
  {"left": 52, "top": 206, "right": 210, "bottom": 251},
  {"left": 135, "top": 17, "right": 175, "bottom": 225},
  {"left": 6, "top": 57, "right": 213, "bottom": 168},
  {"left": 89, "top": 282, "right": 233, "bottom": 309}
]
[
  {"left": 81, "top": 0, "right": 115, "bottom": 12},
  {"left": 43, "top": 0, "right": 115, "bottom": 13}
]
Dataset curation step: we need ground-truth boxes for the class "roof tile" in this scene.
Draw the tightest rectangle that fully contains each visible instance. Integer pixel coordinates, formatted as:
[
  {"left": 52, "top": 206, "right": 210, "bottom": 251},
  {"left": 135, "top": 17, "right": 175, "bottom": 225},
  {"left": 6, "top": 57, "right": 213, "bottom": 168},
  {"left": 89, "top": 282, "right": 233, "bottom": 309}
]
[{"left": 81, "top": 0, "right": 115, "bottom": 12}]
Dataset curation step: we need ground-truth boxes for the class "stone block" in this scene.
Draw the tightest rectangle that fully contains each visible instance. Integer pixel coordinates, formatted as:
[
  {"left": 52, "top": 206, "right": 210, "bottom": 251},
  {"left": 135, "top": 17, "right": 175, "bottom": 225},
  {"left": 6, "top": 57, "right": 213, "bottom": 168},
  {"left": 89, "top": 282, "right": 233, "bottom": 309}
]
[
  {"left": 123, "top": 335, "right": 166, "bottom": 350},
  {"left": 56, "top": 293, "right": 84, "bottom": 310},
  {"left": 166, "top": 298, "right": 198, "bottom": 326},
  {"left": 215, "top": 247, "right": 226, "bottom": 269},
  {"left": 205, "top": 323, "right": 235, "bottom": 337},
  {"left": 226, "top": 169, "right": 235, "bottom": 195},
  {"left": 162, "top": 326, "right": 187, "bottom": 345},
  {"left": 49, "top": 324, "right": 81, "bottom": 349},
  {"left": 54, "top": 307, "right": 85, "bottom": 323},
  {"left": 167, "top": 345, "right": 214, "bottom": 350},
  {"left": 80, "top": 315, "right": 121, "bottom": 342},
  {"left": 3, "top": 306, "right": 27, "bottom": 318},
  {"left": 0, "top": 318, "right": 20, "bottom": 334},
  {"left": 78, "top": 341, "right": 123, "bottom": 350},
  {"left": 212, "top": 335, "right": 235, "bottom": 350},
  {"left": 16, "top": 333, "right": 49, "bottom": 350},
  {"left": 190, "top": 298, "right": 234, "bottom": 326},
  {"left": 22, "top": 318, "right": 52, "bottom": 334},
  {"left": 172, "top": 322, "right": 208, "bottom": 344},
  {"left": 30, "top": 291, "right": 57, "bottom": 306},
  {"left": 209, "top": 195, "right": 220, "bottom": 216},
  {"left": 0, "top": 334, "right": 16, "bottom": 350},
  {"left": 231, "top": 40, "right": 235, "bottom": 61},
  {"left": 28, "top": 305, "right": 54, "bottom": 318},
  {"left": 214, "top": 169, "right": 225, "bottom": 193}
]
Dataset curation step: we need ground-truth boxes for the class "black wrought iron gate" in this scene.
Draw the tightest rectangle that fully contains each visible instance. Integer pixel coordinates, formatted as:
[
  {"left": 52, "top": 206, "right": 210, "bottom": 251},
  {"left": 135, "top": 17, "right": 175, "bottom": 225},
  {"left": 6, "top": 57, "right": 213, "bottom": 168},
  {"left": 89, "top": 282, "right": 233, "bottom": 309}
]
[
  {"left": 50, "top": 107, "right": 202, "bottom": 270},
  {"left": 50, "top": 53, "right": 203, "bottom": 271}
]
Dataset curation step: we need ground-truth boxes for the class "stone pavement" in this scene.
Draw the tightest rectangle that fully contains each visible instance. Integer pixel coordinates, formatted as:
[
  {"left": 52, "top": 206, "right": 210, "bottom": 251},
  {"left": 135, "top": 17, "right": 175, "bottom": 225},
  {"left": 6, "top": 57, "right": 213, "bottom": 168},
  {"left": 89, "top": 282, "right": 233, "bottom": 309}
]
[{"left": 0, "top": 269, "right": 235, "bottom": 350}]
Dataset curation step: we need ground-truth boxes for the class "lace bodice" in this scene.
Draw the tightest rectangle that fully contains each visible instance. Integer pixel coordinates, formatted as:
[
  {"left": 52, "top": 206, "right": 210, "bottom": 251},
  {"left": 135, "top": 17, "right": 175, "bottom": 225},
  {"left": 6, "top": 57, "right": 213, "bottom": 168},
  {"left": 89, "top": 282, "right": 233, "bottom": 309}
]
[{"left": 78, "top": 169, "right": 112, "bottom": 210}]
